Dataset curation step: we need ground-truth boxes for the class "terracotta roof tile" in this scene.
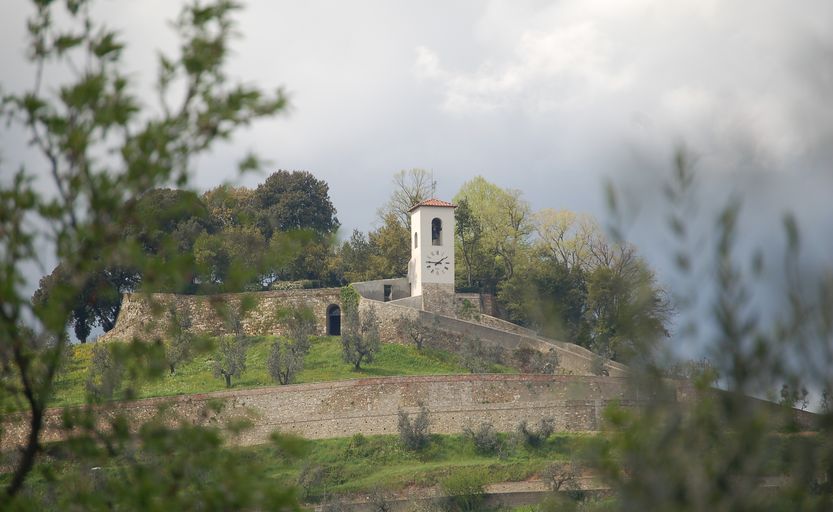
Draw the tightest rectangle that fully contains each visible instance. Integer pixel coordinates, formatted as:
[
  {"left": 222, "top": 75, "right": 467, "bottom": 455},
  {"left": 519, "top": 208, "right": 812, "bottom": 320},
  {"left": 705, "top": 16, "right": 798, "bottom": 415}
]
[{"left": 408, "top": 198, "right": 457, "bottom": 212}]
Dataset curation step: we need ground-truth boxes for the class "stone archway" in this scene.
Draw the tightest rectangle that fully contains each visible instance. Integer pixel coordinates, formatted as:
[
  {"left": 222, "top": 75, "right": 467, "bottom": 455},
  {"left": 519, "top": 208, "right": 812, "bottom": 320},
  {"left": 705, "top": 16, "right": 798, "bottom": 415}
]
[{"left": 327, "top": 304, "right": 341, "bottom": 336}]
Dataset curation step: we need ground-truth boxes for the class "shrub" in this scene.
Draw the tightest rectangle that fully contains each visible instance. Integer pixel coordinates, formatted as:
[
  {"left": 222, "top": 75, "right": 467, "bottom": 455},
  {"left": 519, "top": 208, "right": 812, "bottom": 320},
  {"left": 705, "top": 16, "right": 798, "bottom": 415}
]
[
  {"left": 297, "top": 463, "right": 326, "bottom": 499},
  {"left": 398, "top": 316, "right": 440, "bottom": 350},
  {"left": 463, "top": 421, "right": 500, "bottom": 455},
  {"left": 456, "top": 299, "right": 480, "bottom": 321},
  {"left": 369, "top": 487, "right": 393, "bottom": 512},
  {"left": 513, "top": 347, "right": 560, "bottom": 374},
  {"left": 517, "top": 418, "right": 555, "bottom": 447},
  {"left": 590, "top": 355, "right": 609, "bottom": 376},
  {"left": 459, "top": 335, "right": 503, "bottom": 373},
  {"left": 398, "top": 405, "right": 430, "bottom": 451},
  {"left": 319, "top": 497, "right": 349, "bottom": 512},
  {"left": 541, "top": 462, "right": 580, "bottom": 492},
  {"left": 440, "top": 467, "right": 488, "bottom": 511}
]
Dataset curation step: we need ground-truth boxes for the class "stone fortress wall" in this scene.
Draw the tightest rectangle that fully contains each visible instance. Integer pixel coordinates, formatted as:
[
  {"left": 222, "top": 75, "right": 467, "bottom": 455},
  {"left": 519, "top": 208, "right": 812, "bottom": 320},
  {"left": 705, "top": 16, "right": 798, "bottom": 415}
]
[
  {"left": 1, "top": 375, "right": 648, "bottom": 451},
  {"left": 2, "top": 373, "right": 817, "bottom": 453},
  {"left": 99, "top": 288, "right": 342, "bottom": 342},
  {"left": 101, "top": 280, "right": 626, "bottom": 377}
]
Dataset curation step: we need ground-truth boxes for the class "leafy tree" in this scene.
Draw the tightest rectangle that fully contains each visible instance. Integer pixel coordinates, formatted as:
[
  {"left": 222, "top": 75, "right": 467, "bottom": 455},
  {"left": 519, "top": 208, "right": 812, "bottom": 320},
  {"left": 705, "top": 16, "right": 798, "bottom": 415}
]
[
  {"left": 213, "top": 335, "right": 248, "bottom": 388},
  {"left": 341, "top": 306, "right": 381, "bottom": 370},
  {"left": 252, "top": 170, "right": 339, "bottom": 237},
  {"left": 584, "top": 252, "right": 670, "bottom": 362},
  {"left": 338, "top": 229, "right": 376, "bottom": 283},
  {"left": 454, "top": 198, "right": 482, "bottom": 289},
  {"left": 202, "top": 184, "right": 256, "bottom": 230},
  {"left": 498, "top": 256, "right": 589, "bottom": 345},
  {"left": 268, "top": 229, "right": 335, "bottom": 284},
  {"left": 33, "top": 263, "right": 139, "bottom": 342},
  {"left": 0, "top": 0, "right": 295, "bottom": 504},
  {"left": 533, "top": 208, "right": 601, "bottom": 270},
  {"left": 193, "top": 225, "right": 267, "bottom": 289},
  {"left": 127, "top": 188, "right": 213, "bottom": 253},
  {"left": 336, "top": 213, "right": 409, "bottom": 283},
  {"left": 454, "top": 176, "right": 533, "bottom": 292},
  {"left": 367, "top": 211, "right": 411, "bottom": 278}
]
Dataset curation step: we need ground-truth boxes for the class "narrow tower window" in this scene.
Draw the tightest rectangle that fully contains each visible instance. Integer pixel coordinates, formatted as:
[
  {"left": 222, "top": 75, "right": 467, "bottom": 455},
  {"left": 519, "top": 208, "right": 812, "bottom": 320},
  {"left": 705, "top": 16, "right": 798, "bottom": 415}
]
[
  {"left": 414, "top": 232, "right": 418, "bottom": 249},
  {"left": 431, "top": 218, "right": 442, "bottom": 246}
]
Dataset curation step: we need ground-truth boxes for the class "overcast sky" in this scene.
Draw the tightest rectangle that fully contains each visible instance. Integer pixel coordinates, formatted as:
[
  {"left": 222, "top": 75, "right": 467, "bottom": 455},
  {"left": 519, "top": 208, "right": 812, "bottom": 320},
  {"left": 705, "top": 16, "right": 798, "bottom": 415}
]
[{"left": 2, "top": 0, "right": 832, "bottom": 335}]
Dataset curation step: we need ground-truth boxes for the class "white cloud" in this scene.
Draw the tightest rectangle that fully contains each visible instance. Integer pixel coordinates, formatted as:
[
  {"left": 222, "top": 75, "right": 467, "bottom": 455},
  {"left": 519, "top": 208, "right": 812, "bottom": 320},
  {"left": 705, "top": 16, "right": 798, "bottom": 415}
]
[{"left": 415, "top": 21, "right": 632, "bottom": 114}]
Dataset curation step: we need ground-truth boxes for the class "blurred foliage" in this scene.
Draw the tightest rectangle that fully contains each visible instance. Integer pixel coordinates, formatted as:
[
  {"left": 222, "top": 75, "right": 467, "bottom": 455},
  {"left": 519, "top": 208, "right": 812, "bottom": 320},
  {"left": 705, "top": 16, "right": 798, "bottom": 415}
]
[
  {"left": 583, "top": 151, "right": 833, "bottom": 511},
  {"left": 0, "top": 0, "right": 300, "bottom": 506}
]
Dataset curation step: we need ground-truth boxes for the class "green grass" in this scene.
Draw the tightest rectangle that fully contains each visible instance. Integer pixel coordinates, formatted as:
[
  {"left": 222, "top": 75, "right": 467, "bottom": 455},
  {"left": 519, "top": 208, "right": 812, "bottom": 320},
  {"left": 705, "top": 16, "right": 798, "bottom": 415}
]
[{"left": 45, "top": 336, "right": 508, "bottom": 409}]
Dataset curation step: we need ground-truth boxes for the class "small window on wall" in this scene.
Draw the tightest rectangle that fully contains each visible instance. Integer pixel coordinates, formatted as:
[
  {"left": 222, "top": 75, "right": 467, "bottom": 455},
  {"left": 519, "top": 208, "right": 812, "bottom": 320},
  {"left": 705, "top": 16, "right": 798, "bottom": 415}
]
[
  {"left": 414, "top": 232, "right": 418, "bottom": 249},
  {"left": 432, "top": 218, "right": 442, "bottom": 246}
]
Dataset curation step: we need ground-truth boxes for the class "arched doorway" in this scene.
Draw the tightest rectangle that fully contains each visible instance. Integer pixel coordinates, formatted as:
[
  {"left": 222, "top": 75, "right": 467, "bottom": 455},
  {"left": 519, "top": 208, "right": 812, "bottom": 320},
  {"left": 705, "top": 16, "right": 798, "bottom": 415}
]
[{"left": 327, "top": 304, "right": 341, "bottom": 335}]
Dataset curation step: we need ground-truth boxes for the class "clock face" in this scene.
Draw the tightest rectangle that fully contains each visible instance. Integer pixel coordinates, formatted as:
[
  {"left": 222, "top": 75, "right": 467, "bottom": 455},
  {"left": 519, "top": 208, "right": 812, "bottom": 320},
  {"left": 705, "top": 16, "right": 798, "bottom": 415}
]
[{"left": 425, "top": 249, "right": 450, "bottom": 275}]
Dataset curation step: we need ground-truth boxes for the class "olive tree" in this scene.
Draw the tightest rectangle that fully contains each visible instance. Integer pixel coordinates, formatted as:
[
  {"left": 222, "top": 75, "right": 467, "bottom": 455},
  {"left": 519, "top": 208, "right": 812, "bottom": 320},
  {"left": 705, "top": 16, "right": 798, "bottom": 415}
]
[
  {"left": 267, "top": 306, "right": 316, "bottom": 384},
  {"left": 341, "top": 307, "right": 381, "bottom": 370}
]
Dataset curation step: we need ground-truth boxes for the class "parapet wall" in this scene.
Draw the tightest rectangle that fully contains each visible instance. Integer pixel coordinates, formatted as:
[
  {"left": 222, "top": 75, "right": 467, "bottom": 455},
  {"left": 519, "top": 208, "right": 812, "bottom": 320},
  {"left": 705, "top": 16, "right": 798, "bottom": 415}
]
[
  {"left": 357, "top": 295, "right": 625, "bottom": 377},
  {"left": 99, "top": 289, "right": 342, "bottom": 342},
  {"left": 1, "top": 375, "right": 645, "bottom": 451},
  {"left": 350, "top": 278, "right": 411, "bottom": 302}
]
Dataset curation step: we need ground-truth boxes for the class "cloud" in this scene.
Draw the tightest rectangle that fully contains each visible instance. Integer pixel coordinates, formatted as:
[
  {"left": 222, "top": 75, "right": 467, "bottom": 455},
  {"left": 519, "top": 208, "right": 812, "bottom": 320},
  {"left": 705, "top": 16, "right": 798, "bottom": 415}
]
[{"left": 415, "top": 22, "right": 631, "bottom": 114}]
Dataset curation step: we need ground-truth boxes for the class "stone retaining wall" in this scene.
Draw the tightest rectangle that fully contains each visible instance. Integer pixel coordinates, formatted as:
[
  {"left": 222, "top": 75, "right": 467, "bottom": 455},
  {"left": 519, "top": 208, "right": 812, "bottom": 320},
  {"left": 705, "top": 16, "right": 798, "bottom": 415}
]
[{"left": 1, "top": 375, "right": 645, "bottom": 451}]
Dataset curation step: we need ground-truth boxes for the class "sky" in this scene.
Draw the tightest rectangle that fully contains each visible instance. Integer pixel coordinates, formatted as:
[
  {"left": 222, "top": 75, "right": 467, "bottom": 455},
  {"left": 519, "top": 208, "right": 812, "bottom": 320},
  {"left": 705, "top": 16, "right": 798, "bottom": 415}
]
[{"left": 1, "top": 0, "right": 832, "bottom": 348}]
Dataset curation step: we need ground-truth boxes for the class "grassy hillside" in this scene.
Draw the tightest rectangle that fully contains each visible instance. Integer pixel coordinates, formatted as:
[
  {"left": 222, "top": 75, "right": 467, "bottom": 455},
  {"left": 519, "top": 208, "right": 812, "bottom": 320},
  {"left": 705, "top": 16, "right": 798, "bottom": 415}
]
[
  {"left": 48, "top": 336, "right": 513, "bottom": 409},
  {"left": 230, "top": 431, "right": 593, "bottom": 501}
]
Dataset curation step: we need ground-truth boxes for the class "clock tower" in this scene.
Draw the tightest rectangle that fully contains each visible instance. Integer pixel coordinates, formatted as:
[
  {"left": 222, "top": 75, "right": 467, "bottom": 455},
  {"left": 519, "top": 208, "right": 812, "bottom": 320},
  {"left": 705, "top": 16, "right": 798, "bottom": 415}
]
[{"left": 408, "top": 199, "right": 456, "bottom": 314}]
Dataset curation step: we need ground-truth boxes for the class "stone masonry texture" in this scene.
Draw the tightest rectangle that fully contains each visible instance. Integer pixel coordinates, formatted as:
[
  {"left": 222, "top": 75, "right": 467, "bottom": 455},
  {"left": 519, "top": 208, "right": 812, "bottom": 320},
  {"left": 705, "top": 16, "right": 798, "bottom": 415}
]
[
  {"left": 1, "top": 375, "right": 647, "bottom": 451},
  {"left": 99, "top": 289, "right": 342, "bottom": 342}
]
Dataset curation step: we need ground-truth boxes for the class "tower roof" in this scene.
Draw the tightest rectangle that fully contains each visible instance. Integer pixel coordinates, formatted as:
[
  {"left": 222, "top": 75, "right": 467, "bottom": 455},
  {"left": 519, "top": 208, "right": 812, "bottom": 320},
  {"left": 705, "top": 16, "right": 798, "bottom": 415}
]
[{"left": 407, "top": 198, "right": 457, "bottom": 212}]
